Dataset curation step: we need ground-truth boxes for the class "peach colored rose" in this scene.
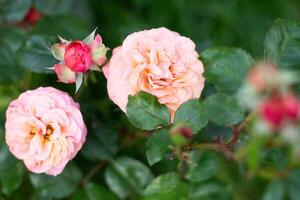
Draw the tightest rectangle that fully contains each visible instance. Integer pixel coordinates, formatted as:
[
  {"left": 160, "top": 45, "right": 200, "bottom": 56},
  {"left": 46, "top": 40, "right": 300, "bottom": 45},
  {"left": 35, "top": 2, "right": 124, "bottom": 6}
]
[
  {"left": 5, "top": 87, "right": 87, "bottom": 176},
  {"left": 103, "top": 27, "right": 205, "bottom": 119},
  {"left": 64, "top": 41, "right": 92, "bottom": 72}
]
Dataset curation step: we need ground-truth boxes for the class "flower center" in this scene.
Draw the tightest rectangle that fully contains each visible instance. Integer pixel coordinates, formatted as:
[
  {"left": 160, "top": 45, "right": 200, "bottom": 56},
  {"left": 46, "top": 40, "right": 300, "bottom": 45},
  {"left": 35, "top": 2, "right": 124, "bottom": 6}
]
[
  {"left": 29, "top": 126, "right": 38, "bottom": 135},
  {"left": 44, "top": 124, "right": 54, "bottom": 141}
]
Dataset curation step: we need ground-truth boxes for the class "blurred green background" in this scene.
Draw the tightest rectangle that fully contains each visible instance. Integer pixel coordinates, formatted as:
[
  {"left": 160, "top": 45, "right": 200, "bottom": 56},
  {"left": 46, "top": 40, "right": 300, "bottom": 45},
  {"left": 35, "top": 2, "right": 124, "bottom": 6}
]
[{"left": 1, "top": 0, "right": 300, "bottom": 199}]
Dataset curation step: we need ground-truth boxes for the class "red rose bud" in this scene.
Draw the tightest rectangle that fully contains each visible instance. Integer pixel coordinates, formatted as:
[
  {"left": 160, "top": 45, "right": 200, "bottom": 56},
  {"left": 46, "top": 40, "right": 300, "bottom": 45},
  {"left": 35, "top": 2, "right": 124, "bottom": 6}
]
[
  {"left": 247, "top": 62, "right": 277, "bottom": 92},
  {"left": 64, "top": 41, "right": 92, "bottom": 73},
  {"left": 24, "top": 7, "right": 42, "bottom": 24},
  {"left": 179, "top": 127, "right": 193, "bottom": 139}
]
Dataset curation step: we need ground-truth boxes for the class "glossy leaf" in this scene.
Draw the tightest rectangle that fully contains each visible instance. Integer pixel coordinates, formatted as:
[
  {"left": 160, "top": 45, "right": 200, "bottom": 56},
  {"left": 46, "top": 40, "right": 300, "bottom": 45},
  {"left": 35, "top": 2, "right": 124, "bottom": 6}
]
[
  {"left": 0, "top": 0, "right": 32, "bottom": 23},
  {"left": 34, "top": 0, "right": 75, "bottom": 16},
  {"left": 202, "top": 47, "right": 254, "bottom": 93},
  {"left": 0, "top": 136, "right": 24, "bottom": 196},
  {"left": 71, "top": 183, "right": 117, "bottom": 200},
  {"left": 264, "top": 19, "right": 300, "bottom": 71},
  {"left": 146, "top": 129, "right": 172, "bottom": 166},
  {"left": 18, "top": 35, "right": 57, "bottom": 73},
  {"left": 30, "top": 163, "right": 82, "bottom": 199},
  {"left": 174, "top": 99, "right": 208, "bottom": 133},
  {"left": 143, "top": 172, "right": 189, "bottom": 200},
  {"left": 202, "top": 93, "right": 245, "bottom": 126},
  {"left": 127, "top": 92, "right": 171, "bottom": 130},
  {"left": 105, "top": 157, "right": 153, "bottom": 199},
  {"left": 186, "top": 152, "right": 220, "bottom": 183},
  {"left": 81, "top": 126, "right": 118, "bottom": 161}
]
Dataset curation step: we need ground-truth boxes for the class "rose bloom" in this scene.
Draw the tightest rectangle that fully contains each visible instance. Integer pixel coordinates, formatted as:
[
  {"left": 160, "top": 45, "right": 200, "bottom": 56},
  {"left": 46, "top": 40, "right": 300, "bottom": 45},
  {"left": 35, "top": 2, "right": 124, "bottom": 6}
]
[
  {"left": 64, "top": 41, "right": 92, "bottom": 73},
  {"left": 5, "top": 87, "right": 87, "bottom": 176},
  {"left": 103, "top": 27, "right": 205, "bottom": 119}
]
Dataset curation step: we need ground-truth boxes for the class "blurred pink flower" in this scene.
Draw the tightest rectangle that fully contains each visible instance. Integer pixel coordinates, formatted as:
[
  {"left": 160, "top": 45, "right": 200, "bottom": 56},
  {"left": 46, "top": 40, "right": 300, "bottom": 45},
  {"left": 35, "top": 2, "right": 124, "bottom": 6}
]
[
  {"left": 5, "top": 87, "right": 87, "bottom": 176},
  {"left": 259, "top": 92, "right": 300, "bottom": 129},
  {"left": 247, "top": 62, "right": 277, "bottom": 92},
  {"left": 103, "top": 27, "right": 205, "bottom": 120}
]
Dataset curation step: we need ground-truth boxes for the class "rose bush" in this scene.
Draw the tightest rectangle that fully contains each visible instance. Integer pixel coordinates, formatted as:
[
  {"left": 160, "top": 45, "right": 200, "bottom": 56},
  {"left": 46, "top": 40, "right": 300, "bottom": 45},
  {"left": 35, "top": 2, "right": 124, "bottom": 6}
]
[{"left": 1, "top": 1, "right": 300, "bottom": 200}]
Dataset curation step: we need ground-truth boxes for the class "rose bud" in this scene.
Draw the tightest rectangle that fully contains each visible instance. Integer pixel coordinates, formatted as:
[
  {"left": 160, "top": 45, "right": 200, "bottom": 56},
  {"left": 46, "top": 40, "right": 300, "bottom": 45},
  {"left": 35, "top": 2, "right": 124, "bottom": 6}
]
[
  {"left": 247, "top": 62, "right": 277, "bottom": 92},
  {"left": 23, "top": 7, "right": 42, "bottom": 24},
  {"left": 259, "top": 94, "right": 285, "bottom": 129},
  {"left": 64, "top": 41, "right": 92, "bottom": 72},
  {"left": 90, "top": 34, "right": 108, "bottom": 66},
  {"left": 54, "top": 64, "right": 76, "bottom": 84},
  {"left": 179, "top": 127, "right": 193, "bottom": 139},
  {"left": 170, "top": 125, "right": 192, "bottom": 146}
]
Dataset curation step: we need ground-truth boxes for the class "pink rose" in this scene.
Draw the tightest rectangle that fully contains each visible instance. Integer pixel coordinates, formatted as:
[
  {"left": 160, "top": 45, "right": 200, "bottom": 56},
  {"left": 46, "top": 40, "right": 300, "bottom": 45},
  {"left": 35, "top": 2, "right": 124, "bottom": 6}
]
[
  {"left": 103, "top": 27, "right": 205, "bottom": 119},
  {"left": 64, "top": 41, "right": 92, "bottom": 72},
  {"left": 5, "top": 87, "right": 87, "bottom": 176}
]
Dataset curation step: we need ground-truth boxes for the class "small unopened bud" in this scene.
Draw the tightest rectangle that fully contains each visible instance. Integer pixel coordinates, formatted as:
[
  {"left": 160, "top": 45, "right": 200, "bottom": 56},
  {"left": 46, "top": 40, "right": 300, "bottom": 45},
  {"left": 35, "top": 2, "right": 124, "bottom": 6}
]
[
  {"left": 179, "top": 127, "right": 193, "bottom": 139},
  {"left": 170, "top": 125, "right": 192, "bottom": 146}
]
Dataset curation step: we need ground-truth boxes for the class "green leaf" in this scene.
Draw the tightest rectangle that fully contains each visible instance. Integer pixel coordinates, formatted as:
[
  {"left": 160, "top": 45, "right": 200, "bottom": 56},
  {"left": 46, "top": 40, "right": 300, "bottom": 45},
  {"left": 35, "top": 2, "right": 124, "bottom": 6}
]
[
  {"left": 174, "top": 99, "right": 208, "bottom": 133},
  {"left": 0, "top": 0, "right": 32, "bottom": 23},
  {"left": 143, "top": 172, "right": 189, "bottom": 200},
  {"left": 71, "top": 183, "right": 117, "bottom": 200},
  {"left": 81, "top": 126, "right": 118, "bottom": 161},
  {"left": 30, "top": 163, "right": 82, "bottom": 199},
  {"left": 146, "top": 129, "right": 172, "bottom": 166},
  {"left": 186, "top": 152, "right": 220, "bottom": 183},
  {"left": 105, "top": 157, "right": 153, "bottom": 199},
  {"left": 288, "top": 170, "right": 300, "bottom": 200},
  {"left": 127, "top": 92, "right": 171, "bottom": 131},
  {"left": 34, "top": 0, "right": 75, "bottom": 16},
  {"left": 0, "top": 42, "right": 26, "bottom": 84},
  {"left": 262, "top": 181, "right": 285, "bottom": 200},
  {"left": 18, "top": 35, "right": 57, "bottom": 73},
  {"left": 264, "top": 19, "right": 300, "bottom": 71},
  {"left": 0, "top": 27, "right": 27, "bottom": 51},
  {"left": 189, "top": 181, "right": 231, "bottom": 200},
  {"left": 202, "top": 47, "right": 254, "bottom": 93},
  {"left": 34, "top": 16, "right": 90, "bottom": 39},
  {"left": 0, "top": 27, "right": 27, "bottom": 84},
  {"left": 202, "top": 93, "right": 245, "bottom": 126},
  {"left": 0, "top": 137, "right": 24, "bottom": 196}
]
